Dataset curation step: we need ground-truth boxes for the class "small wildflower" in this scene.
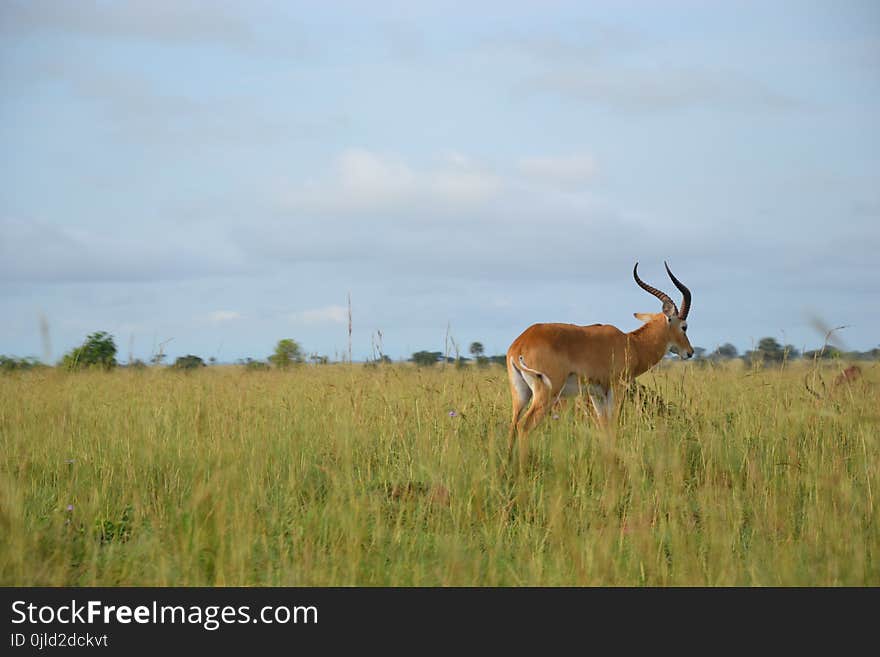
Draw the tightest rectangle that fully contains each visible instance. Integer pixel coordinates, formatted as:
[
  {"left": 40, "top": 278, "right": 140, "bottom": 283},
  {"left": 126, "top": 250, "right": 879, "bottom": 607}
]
[
  {"left": 552, "top": 413, "right": 560, "bottom": 420},
  {"left": 66, "top": 504, "right": 74, "bottom": 512},
  {"left": 65, "top": 459, "right": 75, "bottom": 465},
  {"left": 448, "top": 410, "right": 458, "bottom": 418}
]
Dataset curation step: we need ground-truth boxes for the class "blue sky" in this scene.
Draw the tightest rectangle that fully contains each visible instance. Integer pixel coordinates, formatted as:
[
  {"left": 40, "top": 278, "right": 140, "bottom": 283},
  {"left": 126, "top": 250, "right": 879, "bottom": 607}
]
[{"left": 1, "top": 1, "right": 878, "bottom": 363}]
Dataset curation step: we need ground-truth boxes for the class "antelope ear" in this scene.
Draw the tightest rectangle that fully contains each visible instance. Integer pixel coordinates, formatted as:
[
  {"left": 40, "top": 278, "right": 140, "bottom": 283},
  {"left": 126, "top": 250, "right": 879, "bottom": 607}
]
[
  {"left": 661, "top": 301, "right": 676, "bottom": 318},
  {"left": 633, "top": 313, "right": 654, "bottom": 323}
]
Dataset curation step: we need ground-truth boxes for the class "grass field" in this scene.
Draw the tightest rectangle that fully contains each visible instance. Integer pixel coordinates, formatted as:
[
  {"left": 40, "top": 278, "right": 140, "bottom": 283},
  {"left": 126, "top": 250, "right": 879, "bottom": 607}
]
[{"left": 1, "top": 361, "right": 877, "bottom": 586}]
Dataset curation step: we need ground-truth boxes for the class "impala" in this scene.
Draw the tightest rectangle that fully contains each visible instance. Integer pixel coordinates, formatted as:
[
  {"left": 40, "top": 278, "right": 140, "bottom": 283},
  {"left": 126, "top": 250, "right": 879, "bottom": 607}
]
[{"left": 506, "top": 262, "right": 693, "bottom": 456}]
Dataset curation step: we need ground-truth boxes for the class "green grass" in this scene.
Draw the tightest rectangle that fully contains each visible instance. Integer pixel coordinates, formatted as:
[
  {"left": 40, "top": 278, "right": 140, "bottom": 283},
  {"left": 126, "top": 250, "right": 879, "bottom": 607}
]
[{"left": 1, "top": 361, "right": 877, "bottom": 585}]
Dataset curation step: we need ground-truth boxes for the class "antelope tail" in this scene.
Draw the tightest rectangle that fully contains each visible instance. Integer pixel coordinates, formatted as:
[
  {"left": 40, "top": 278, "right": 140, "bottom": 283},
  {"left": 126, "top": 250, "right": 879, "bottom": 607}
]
[{"left": 517, "top": 354, "right": 553, "bottom": 391}]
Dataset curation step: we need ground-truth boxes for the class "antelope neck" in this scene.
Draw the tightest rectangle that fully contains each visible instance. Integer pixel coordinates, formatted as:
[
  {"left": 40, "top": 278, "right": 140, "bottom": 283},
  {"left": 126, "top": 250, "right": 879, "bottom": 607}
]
[{"left": 627, "top": 319, "right": 669, "bottom": 377}]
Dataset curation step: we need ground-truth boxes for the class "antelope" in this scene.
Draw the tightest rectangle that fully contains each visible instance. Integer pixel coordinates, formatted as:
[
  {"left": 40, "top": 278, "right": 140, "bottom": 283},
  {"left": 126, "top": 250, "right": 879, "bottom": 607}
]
[
  {"left": 805, "top": 365, "right": 863, "bottom": 400},
  {"left": 506, "top": 262, "right": 693, "bottom": 457},
  {"left": 834, "top": 365, "right": 862, "bottom": 388}
]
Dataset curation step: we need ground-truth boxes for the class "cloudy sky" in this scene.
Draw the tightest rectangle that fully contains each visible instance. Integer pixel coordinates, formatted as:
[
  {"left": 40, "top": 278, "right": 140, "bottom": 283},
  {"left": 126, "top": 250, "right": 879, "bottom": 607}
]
[{"left": 2, "top": 1, "right": 878, "bottom": 363}]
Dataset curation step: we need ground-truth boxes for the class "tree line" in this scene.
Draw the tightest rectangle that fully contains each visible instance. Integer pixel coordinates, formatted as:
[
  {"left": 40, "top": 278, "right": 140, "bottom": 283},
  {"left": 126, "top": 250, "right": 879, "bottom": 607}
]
[
  {"left": 410, "top": 339, "right": 880, "bottom": 367},
  {"left": 1, "top": 332, "right": 877, "bottom": 372},
  {"left": 0, "top": 333, "right": 323, "bottom": 372}
]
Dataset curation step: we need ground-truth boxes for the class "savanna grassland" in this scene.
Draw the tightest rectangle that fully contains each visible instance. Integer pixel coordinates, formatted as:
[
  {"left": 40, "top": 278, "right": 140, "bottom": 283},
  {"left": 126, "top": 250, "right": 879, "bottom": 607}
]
[{"left": 1, "top": 361, "right": 878, "bottom": 586}]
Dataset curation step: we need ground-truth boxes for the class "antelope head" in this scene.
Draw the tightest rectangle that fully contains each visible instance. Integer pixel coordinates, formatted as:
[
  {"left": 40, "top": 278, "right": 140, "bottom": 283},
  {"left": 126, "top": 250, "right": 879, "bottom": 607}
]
[{"left": 632, "top": 261, "right": 694, "bottom": 359}]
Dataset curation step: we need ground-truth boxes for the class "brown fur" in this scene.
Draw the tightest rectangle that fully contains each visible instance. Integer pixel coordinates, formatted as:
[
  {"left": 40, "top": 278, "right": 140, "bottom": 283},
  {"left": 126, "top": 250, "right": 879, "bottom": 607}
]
[
  {"left": 834, "top": 365, "right": 862, "bottom": 388},
  {"left": 506, "top": 313, "right": 692, "bottom": 459},
  {"left": 806, "top": 365, "right": 864, "bottom": 400}
]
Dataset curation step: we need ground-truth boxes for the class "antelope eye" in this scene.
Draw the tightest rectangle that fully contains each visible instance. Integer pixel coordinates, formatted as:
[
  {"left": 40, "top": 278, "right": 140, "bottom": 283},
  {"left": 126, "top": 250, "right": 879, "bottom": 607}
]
[{"left": 681, "top": 323, "right": 688, "bottom": 332}]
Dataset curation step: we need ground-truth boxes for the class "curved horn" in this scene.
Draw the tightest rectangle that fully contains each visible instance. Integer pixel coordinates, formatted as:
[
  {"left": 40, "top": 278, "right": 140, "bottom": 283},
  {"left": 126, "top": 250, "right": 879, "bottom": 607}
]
[
  {"left": 633, "top": 262, "right": 678, "bottom": 315},
  {"left": 663, "top": 261, "right": 691, "bottom": 321}
]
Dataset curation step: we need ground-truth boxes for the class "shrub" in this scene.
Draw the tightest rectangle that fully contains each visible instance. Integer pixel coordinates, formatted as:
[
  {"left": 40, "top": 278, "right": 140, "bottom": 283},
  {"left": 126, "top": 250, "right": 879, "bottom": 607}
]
[
  {"left": 173, "top": 355, "right": 206, "bottom": 369},
  {"left": 61, "top": 332, "right": 117, "bottom": 371}
]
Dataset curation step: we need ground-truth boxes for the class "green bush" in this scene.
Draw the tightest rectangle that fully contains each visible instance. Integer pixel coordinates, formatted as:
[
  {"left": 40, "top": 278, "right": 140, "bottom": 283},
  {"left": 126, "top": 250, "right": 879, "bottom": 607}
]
[
  {"left": 173, "top": 355, "right": 206, "bottom": 369},
  {"left": 61, "top": 332, "right": 117, "bottom": 371}
]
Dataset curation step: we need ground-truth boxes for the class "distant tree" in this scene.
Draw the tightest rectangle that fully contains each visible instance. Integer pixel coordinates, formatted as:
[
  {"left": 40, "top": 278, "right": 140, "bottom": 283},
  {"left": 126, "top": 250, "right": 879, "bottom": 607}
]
[
  {"left": 269, "top": 339, "right": 304, "bottom": 369},
  {"left": 411, "top": 351, "right": 442, "bottom": 367},
  {"left": 803, "top": 346, "right": 844, "bottom": 360},
  {"left": 469, "top": 342, "right": 490, "bottom": 367},
  {"left": 309, "top": 353, "right": 331, "bottom": 365},
  {"left": 488, "top": 355, "right": 507, "bottom": 366},
  {"left": 758, "top": 337, "right": 782, "bottom": 354},
  {"left": 711, "top": 343, "right": 738, "bottom": 359},
  {"left": 783, "top": 344, "right": 800, "bottom": 360},
  {"left": 208, "top": 356, "right": 217, "bottom": 366},
  {"left": 0, "top": 355, "right": 42, "bottom": 372},
  {"left": 693, "top": 347, "right": 707, "bottom": 359},
  {"left": 128, "top": 359, "right": 147, "bottom": 370},
  {"left": 746, "top": 337, "right": 784, "bottom": 364},
  {"left": 62, "top": 332, "right": 117, "bottom": 370},
  {"left": 240, "top": 358, "right": 270, "bottom": 371},
  {"left": 173, "top": 355, "right": 206, "bottom": 369}
]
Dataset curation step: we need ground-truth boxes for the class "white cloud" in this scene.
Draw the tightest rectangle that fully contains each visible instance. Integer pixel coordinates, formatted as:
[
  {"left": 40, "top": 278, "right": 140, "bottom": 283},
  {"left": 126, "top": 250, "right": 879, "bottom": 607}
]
[
  {"left": 209, "top": 310, "right": 242, "bottom": 322},
  {"left": 289, "top": 305, "right": 348, "bottom": 325},
  {"left": 282, "top": 149, "right": 503, "bottom": 215},
  {"left": 236, "top": 147, "right": 637, "bottom": 284}
]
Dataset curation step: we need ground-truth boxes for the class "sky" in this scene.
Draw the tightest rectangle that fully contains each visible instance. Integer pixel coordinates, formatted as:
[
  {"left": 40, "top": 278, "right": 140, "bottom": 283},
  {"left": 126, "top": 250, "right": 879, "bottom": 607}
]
[{"left": 1, "top": 0, "right": 878, "bottom": 363}]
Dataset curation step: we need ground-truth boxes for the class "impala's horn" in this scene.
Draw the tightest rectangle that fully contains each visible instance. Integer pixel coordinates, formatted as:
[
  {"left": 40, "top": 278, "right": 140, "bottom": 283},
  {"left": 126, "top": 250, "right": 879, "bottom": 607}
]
[
  {"left": 663, "top": 261, "right": 691, "bottom": 321},
  {"left": 633, "top": 262, "right": 678, "bottom": 316}
]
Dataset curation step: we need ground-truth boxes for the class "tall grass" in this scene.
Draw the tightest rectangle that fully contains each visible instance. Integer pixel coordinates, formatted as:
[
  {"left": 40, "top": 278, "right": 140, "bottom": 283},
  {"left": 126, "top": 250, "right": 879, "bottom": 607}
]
[{"left": 1, "top": 361, "right": 877, "bottom": 585}]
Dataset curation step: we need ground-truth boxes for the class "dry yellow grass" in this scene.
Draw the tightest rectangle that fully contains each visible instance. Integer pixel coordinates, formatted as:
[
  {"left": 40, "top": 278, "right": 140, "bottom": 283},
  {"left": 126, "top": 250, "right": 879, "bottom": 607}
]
[{"left": 1, "top": 360, "right": 877, "bottom": 585}]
